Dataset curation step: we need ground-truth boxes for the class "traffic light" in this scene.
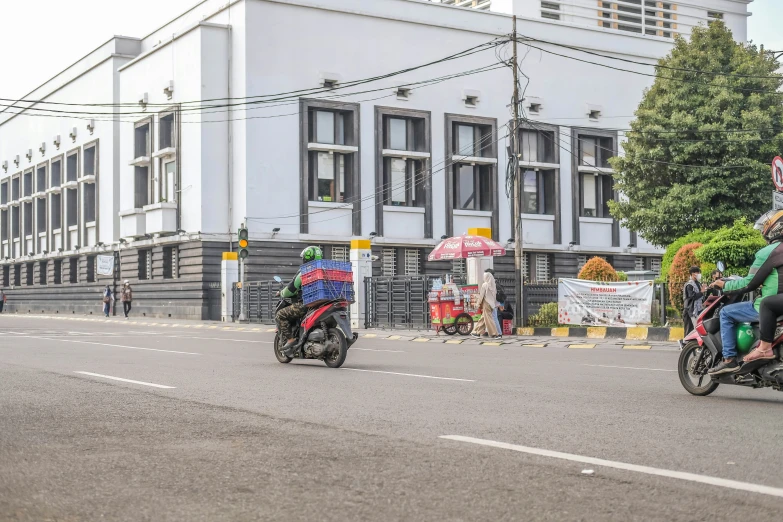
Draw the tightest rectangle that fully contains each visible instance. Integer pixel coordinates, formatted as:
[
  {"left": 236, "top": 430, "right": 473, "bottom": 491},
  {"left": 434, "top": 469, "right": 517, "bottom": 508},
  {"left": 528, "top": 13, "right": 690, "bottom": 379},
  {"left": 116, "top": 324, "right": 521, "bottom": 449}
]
[{"left": 238, "top": 225, "right": 249, "bottom": 260}]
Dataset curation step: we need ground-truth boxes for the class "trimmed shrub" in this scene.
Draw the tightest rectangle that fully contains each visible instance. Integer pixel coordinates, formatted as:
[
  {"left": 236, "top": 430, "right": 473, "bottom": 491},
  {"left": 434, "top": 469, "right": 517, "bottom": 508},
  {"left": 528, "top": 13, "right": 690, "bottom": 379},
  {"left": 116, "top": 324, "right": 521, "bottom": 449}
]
[
  {"left": 661, "top": 229, "right": 714, "bottom": 281},
  {"left": 529, "top": 302, "right": 559, "bottom": 327},
  {"left": 696, "top": 218, "right": 765, "bottom": 277},
  {"left": 578, "top": 257, "right": 619, "bottom": 282},
  {"left": 668, "top": 242, "right": 703, "bottom": 315},
  {"left": 616, "top": 271, "right": 629, "bottom": 282}
]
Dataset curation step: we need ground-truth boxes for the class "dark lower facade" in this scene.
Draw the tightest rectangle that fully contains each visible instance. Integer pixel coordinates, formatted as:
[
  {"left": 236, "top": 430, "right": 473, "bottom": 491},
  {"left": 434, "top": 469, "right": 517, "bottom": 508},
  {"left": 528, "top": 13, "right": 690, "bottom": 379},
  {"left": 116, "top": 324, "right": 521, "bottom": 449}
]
[{"left": 0, "top": 238, "right": 662, "bottom": 320}]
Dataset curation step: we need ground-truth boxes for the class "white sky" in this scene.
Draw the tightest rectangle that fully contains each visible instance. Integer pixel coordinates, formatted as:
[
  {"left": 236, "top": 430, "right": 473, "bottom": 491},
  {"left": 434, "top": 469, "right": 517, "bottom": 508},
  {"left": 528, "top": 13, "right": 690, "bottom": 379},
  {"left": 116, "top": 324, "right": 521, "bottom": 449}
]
[{"left": 0, "top": 0, "right": 780, "bottom": 101}]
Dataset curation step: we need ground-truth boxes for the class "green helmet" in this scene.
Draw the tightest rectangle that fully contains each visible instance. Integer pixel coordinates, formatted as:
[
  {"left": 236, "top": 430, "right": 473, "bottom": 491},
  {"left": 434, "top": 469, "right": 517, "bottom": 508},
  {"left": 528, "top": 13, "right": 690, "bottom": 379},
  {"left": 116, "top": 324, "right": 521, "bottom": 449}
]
[{"left": 300, "top": 246, "right": 323, "bottom": 263}]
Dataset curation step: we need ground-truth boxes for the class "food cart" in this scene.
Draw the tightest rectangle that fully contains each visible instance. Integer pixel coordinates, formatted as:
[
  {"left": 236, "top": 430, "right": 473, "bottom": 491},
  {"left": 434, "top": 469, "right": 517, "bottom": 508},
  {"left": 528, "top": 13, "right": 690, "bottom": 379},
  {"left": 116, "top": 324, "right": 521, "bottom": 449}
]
[{"left": 428, "top": 281, "right": 481, "bottom": 335}]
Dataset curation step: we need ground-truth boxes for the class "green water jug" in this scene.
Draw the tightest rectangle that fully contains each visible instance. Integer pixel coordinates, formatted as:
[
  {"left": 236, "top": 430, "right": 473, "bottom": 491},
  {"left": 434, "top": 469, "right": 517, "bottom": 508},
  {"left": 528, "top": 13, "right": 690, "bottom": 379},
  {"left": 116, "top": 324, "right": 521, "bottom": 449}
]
[{"left": 736, "top": 323, "right": 756, "bottom": 353}]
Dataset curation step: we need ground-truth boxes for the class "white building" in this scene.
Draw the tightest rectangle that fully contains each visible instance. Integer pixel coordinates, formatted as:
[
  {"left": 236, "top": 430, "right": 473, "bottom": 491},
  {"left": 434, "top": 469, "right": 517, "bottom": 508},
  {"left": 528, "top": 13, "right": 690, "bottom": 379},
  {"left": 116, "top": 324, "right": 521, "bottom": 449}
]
[{"left": 0, "top": 0, "right": 753, "bottom": 318}]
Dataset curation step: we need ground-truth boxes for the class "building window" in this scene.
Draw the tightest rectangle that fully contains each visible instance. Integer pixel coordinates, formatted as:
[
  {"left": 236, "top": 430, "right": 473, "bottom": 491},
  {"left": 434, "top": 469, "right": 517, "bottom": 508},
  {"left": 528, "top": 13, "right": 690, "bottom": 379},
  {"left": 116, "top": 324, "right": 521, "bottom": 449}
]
[
  {"left": 36, "top": 164, "right": 47, "bottom": 193},
  {"left": 382, "top": 114, "right": 428, "bottom": 207},
  {"left": 11, "top": 176, "right": 20, "bottom": 201},
  {"left": 534, "top": 254, "right": 551, "bottom": 282},
  {"left": 521, "top": 253, "right": 529, "bottom": 280},
  {"left": 69, "top": 257, "right": 78, "bottom": 283},
  {"left": 156, "top": 112, "right": 177, "bottom": 204},
  {"left": 404, "top": 249, "right": 420, "bottom": 276},
  {"left": 83, "top": 183, "right": 96, "bottom": 223},
  {"left": 452, "top": 259, "right": 466, "bottom": 279},
  {"left": 0, "top": 209, "right": 7, "bottom": 244},
  {"left": 161, "top": 160, "right": 176, "bottom": 203},
  {"left": 306, "top": 106, "right": 357, "bottom": 204},
  {"left": 139, "top": 249, "right": 151, "bottom": 280},
  {"left": 23, "top": 170, "right": 33, "bottom": 198},
  {"left": 83, "top": 144, "right": 96, "bottom": 178},
  {"left": 11, "top": 206, "right": 20, "bottom": 240},
  {"left": 650, "top": 258, "right": 662, "bottom": 276},
  {"left": 635, "top": 257, "right": 645, "bottom": 271},
  {"left": 51, "top": 194, "right": 62, "bottom": 230},
  {"left": 14, "top": 264, "right": 21, "bottom": 286},
  {"left": 39, "top": 261, "right": 47, "bottom": 286},
  {"left": 331, "top": 246, "right": 349, "bottom": 262},
  {"left": 134, "top": 120, "right": 152, "bottom": 208},
  {"left": 577, "top": 255, "right": 588, "bottom": 272},
  {"left": 522, "top": 170, "right": 556, "bottom": 215},
  {"left": 26, "top": 262, "right": 33, "bottom": 286},
  {"left": 580, "top": 173, "right": 614, "bottom": 218},
  {"left": 451, "top": 121, "right": 495, "bottom": 212},
  {"left": 382, "top": 248, "right": 396, "bottom": 276},
  {"left": 66, "top": 150, "right": 79, "bottom": 183},
  {"left": 51, "top": 157, "right": 62, "bottom": 188},
  {"left": 36, "top": 199, "right": 46, "bottom": 234},
  {"left": 66, "top": 189, "right": 78, "bottom": 227},
  {"left": 160, "top": 113, "right": 175, "bottom": 149},
  {"left": 163, "top": 246, "right": 178, "bottom": 279},
  {"left": 0, "top": 180, "right": 7, "bottom": 204},
  {"left": 2, "top": 265, "right": 9, "bottom": 287},
  {"left": 86, "top": 255, "right": 96, "bottom": 283},
  {"left": 54, "top": 259, "right": 62, "bottom": 284},
  {"left": 23, "top": 202, "right": 32, "bottom": 239},
  {"left": 541, "top": 0, "right": 560, "bottom": 20}
]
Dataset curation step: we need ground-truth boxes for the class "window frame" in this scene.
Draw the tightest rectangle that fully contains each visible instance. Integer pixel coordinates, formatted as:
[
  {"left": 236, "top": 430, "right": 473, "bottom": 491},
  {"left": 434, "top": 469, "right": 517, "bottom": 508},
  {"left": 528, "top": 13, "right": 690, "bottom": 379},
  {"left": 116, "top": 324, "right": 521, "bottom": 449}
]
[
  {"left": 81, "top": 139, "right": 99, "bottom": 248},
  {"left": 22, "top": 168, "right": 34, "bottom": 199},
  {"left": 65, "top": 147, "right": 80, "bottom": 184},
  {"left": 444, "top": 114, "right": 499, "bottom": 240},
  {"left": 133, "top": 118, "right": 154, "bottom": 209},
  {"left": 300, "top": 99, "right": 361, "bottom": 235},
  {"left": 571, "top": 128, "right": 619, "bottom": 247},
  {"left": 154, "top": 109, "right": 179, "bottom": 206},
  {"left": 375, "top": 106, "right": 432, "bottom": 238},
  {"left": 35, "top": 161, "right": 48, "bottom": 195},
  {"left": 517, "top": 122, "right": 561, "bottom": 240},
  {"left": 49, "top": 154, "right": 63, "bottom": 189}
]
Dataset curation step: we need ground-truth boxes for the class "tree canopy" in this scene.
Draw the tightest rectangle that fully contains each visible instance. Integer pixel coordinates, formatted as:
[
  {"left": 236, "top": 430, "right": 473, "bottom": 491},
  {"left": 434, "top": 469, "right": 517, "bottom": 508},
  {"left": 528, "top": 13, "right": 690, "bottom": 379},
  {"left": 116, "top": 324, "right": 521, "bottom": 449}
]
[{"left": 609, "top": 22, "right": 783, "bottom": 247}]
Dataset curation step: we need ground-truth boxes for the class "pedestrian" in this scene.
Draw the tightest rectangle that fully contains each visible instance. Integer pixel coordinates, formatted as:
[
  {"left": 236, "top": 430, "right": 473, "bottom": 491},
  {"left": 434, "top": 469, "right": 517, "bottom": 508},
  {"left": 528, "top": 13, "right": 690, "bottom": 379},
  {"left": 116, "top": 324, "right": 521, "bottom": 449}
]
[
  {"left": 102, "top": 285, "right": 114, "bottom": 318},
  {"left": 120, "top": 281, "right": 133, "bottom": 319},
  {"left": 682, "top": 266, "right": 705, "bottom": 336},
  {"left": 485, "top": 268, "right": 506, "bottom": 337},
  {"left": 471, "top": 272, "right": 500, "bottom": 339},
  {"left": 0, "top": 289, "right": 5, "bottom": 313}
]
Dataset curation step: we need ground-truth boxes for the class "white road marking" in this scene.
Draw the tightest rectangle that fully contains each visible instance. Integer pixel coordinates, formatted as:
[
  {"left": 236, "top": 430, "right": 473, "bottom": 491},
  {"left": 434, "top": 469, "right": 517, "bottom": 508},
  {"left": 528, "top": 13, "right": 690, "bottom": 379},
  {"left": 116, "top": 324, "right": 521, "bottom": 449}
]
[
  {"left": 352, "top": 348, "right": 405, "bottom": 353},
  {"left": 74, "top": 371, "right": 176, "bottom": 389},
  {"left": 21, "top": 336, "right": 200, "bottom": 355},
  {"left": 162, "top": 335, "right": 271, "bottom": 344},
  {"left": 440, "top": 435, "right": 783, "bottom": 499},
  {"left": 341, "top": 368, "right": 474, "bottom": 382},
  {"left": 584, "top": 364, "right": 676, "bottom": 372}
]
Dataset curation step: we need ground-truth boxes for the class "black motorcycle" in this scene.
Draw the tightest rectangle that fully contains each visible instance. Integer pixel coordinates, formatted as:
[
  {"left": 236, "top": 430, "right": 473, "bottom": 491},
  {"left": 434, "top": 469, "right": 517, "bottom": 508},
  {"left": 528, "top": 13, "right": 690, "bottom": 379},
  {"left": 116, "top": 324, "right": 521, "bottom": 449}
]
[{"left": 272, "top": 276, "right": 358, "bottom": 368}]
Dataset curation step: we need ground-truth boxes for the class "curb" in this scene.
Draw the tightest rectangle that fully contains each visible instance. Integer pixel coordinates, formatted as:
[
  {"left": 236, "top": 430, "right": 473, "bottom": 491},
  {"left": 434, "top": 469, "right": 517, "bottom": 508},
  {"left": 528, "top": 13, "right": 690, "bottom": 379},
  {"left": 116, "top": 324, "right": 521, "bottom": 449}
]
[{"left": 517, "top": 326, "right": 683, "bottom": 342}]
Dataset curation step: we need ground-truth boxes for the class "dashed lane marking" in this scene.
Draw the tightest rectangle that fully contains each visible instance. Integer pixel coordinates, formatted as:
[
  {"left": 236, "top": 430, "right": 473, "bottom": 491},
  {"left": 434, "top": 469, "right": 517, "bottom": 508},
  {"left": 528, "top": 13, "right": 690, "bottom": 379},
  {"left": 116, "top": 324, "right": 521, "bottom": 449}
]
[
  {"left": 520, "top": 344, "right": 547, "bottom": 348},
  {"left": 75, "top": 371, "right": 175, "bottom": 389},
  {"left": 440, "top": 435, "right": 783, "bottom": 499},
  {"left": 445, "top": 340, "right": 463, "bottom": 344},
  {"left": 342, "top": 368, "right": 474, "bottom": 382},
  {"left": 569, "top": 344, "right": 595, "bottom": 349},
  {"left": 386, "top": 335, "right": 401, "bottom": 340},
  {"left": 19, "top": 335, "right": 201, "bottom": 355},
  {"left": 623, "top": 345, "right": 652, "bottom": 350},
  {"left": 583, "top": 364, "right": 676, "bottom": 372},
  {"left": 412, "top": 338, "right": 429, "bottom": 343},
  {"left": 352, "top": 348, "right": 405, "bottom": 353}
]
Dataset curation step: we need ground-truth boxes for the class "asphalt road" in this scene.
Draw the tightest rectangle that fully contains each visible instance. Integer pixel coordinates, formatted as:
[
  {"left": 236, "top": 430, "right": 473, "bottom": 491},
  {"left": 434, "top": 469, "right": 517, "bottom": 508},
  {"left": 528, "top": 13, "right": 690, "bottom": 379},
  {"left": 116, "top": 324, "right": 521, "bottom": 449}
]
[{"left": 1, "top": 314, "right": 782, "bottom": 521}]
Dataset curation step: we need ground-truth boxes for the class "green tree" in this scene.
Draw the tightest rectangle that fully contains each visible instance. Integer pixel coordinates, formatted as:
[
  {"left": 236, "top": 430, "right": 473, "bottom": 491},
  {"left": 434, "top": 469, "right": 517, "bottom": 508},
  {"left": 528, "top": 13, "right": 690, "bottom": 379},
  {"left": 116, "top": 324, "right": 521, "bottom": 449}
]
[{"left": 609, "top": 22, "right": 783, "bottom": 247}]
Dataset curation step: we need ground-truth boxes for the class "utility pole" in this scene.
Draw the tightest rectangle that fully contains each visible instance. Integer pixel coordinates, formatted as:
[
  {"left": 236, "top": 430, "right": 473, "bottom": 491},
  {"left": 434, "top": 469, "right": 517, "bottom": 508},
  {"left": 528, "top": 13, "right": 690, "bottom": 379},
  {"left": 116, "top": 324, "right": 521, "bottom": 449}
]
[{"left": 511, "top": 16, "right": 524, "bottom": 329}]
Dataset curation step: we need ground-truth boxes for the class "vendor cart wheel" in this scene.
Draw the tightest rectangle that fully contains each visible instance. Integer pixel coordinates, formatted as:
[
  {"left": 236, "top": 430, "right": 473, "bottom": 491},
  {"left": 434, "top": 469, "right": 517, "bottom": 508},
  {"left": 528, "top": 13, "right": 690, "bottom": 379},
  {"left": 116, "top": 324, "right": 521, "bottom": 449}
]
[
  {"left": 442, "top": 324, "right": 458, "bottom": 335},
  {"left": 455, "top": 313, "right": 474, "bottom": 336}
]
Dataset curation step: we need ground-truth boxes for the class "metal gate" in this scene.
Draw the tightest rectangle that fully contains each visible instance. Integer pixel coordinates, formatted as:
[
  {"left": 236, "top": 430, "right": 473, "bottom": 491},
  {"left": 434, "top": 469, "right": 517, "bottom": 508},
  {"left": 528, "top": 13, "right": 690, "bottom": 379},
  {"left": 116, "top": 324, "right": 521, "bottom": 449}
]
[
  {"left": 364, "top": 276, "right": 430, "bottom": 329},
  {"left": 232, "top": 281, "right": 278, "bottom": 323},
  {"left": 206, "top": 282, "right": 222, "bottom": 321}
]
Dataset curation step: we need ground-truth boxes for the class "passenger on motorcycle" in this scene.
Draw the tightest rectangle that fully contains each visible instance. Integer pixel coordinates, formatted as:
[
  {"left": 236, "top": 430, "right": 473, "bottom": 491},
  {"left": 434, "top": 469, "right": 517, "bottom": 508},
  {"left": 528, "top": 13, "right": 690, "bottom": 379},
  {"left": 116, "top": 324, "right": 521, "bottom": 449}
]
[
  {"left": 277, "top": 246, "right": 323, "bottom": 355},
  {"left": 708, "top": 210, "right": 783, "bottom": 375}
]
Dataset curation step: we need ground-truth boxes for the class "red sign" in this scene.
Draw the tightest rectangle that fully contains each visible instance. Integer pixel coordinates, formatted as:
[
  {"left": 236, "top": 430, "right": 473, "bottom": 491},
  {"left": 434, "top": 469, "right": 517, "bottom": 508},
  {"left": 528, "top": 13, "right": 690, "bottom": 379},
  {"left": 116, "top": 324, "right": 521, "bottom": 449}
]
[{"left": 772, "top": 156, "right": 783, "bottom": 192}]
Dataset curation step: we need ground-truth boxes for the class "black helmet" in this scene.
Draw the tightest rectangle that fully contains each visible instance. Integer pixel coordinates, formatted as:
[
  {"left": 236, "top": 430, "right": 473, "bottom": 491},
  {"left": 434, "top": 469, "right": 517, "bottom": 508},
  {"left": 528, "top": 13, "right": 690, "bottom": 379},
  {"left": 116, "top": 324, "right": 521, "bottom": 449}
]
[{"left": 755, "top": 210, "right": 783, "bottom": 243}]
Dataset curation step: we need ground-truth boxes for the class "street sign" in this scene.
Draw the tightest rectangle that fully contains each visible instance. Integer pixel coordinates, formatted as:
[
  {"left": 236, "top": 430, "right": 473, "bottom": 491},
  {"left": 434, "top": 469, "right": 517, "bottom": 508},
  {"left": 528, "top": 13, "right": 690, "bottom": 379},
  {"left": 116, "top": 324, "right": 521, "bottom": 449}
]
[
  {"left": 774, "top": 191, "right": 783, "bottom": 210},
  {"left": 772, "top": 156, "right": 783, "bottom": 192}
]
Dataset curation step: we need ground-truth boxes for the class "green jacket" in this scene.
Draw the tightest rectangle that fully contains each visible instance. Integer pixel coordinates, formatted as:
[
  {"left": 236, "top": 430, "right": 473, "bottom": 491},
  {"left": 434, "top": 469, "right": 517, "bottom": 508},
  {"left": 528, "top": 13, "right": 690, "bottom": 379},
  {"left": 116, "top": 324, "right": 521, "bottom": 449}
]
[
  {"left": 723, "top": 242, "right": 783, "bottom": 311},
  {"left": 281, "top": 272, "right": 302, "bottom": 299}
]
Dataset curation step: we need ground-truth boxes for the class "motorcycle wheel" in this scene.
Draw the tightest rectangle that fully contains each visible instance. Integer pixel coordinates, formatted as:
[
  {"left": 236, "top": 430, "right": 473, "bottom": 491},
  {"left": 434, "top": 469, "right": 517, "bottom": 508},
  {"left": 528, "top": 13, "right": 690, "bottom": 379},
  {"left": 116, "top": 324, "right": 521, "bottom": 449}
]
[
  {"left": 678, "top": 341, "right": 719, "bottom": 396},
  {"left": 324, "top": 328, "right": 348, "bottom": 368},
  {"left": 273, "top": 333, "right": 292, "bottom": 364}
]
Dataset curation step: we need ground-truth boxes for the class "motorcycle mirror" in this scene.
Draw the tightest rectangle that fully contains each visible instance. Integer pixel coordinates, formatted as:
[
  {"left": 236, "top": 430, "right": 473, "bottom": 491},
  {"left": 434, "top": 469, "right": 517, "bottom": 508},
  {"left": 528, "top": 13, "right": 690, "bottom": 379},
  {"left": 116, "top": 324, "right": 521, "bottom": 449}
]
[
  {"left": 716, "top": 261, "right": 726, "bottom": 273},
  {"left": 274, "top": 276, "right": 282, "bottom": 283}
]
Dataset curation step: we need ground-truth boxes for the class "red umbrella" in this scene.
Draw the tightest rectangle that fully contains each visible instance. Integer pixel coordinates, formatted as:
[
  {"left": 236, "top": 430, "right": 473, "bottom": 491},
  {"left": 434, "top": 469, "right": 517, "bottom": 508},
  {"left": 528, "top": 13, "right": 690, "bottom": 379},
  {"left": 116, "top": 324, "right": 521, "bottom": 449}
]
[{"left": 427, "top": 234, "right": 507, "bottom": 261}]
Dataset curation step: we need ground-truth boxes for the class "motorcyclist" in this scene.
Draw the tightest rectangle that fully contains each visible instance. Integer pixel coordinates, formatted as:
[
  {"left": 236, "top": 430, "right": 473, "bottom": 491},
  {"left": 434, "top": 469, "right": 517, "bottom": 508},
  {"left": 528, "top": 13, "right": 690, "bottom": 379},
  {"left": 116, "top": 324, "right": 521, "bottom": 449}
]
[
  {"left": 277, "top": 246, "right": 323, "bottom": 356},
  {"left": 708, "top": 210, "right": 783, "bottom": 375}
]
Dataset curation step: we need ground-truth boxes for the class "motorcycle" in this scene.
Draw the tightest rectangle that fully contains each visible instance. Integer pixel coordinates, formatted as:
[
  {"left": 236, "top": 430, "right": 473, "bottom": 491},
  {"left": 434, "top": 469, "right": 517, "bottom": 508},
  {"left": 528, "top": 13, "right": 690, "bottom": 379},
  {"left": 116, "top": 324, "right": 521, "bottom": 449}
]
[
  {"left": 678, "top": 262, "right": 783, "bottom": 396},
  {"left": 272, "top": 276, "right": 358, "bottom": 368}
]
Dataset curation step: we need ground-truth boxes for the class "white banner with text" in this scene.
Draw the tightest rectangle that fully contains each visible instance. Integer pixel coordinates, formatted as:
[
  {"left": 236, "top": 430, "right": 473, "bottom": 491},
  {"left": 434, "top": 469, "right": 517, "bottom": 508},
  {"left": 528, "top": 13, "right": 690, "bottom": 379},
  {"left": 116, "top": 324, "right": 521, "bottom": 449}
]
[{"left": 557, "top": 279, "right": 654, "bottom": 327}]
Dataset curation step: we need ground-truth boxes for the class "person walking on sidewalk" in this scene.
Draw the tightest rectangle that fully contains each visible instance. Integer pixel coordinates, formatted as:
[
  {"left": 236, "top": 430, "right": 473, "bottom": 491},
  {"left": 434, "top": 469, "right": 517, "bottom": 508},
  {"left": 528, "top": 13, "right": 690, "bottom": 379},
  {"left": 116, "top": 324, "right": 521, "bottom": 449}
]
[
  {"left": 471, "top": 272, "right": 500, "bottom": 339},
  {"left": 485, "top": 268, "right": 506, "bottom": 337},
  {"left": 102, "top": 285, "right": 115, "bottom": 318},
  {"left": 120, "top": 281, "right": 133, "bottom": 319},
  {"left": 0, "top": 289, "right": 5, "bottom": 313}
]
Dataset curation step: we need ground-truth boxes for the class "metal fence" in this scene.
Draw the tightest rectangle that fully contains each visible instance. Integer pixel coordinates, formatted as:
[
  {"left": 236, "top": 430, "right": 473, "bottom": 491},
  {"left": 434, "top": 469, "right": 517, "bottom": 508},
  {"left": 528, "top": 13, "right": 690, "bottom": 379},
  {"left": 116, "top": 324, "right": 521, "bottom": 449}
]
[
  {"left": 232, "top": 281, "right": 279, "bottom": 323},
  {"left": 364, "top": 276, "right": 431, "bottom": 330}
]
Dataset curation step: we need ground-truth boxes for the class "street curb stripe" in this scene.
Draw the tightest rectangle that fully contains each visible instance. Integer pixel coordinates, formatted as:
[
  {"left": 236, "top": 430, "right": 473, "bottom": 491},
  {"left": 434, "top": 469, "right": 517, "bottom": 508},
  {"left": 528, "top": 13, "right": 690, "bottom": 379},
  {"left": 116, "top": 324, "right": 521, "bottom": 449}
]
[
  {"left": 482, "top": 342, "right": 503, "bottom": 346},
  {"left": 551, "top": 327, "right": 570, "bottom": 337},
  {"left": 412, "top": 338, "right": 429, "bottom": 343},
  {"left": 387, "top": 335, "right": 401, "bottom": 340},
  {"left": 445, "top": 339, "right": 463, "bottom": 344},
  {"left": 569, "top": 344, "right": 595, "bottom": 349},
  {"left": 623, "top": 345, "right": 652, "bottom": 350},
  {"left": 587, "top": 327, "right": 607, "bottom": 339},
  {"left": 517, "top": 325, "right": 680, "bottom": 344},
  {"left": 626, "top": 327, "right": 648, "bottom": 340},
  {"left": 521, "top": 344, "right": 546, "bottom": 347},
  {"left": 668, "top": 327, "right": 684, "bottom": 342}
]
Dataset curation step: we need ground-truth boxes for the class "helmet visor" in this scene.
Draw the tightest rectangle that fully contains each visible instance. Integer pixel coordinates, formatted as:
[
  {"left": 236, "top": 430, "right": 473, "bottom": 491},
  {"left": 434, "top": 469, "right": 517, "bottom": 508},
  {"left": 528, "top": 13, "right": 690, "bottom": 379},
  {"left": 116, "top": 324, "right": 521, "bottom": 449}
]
[{"left": 755, "top": 210, "right": 777, "bottom": 232}]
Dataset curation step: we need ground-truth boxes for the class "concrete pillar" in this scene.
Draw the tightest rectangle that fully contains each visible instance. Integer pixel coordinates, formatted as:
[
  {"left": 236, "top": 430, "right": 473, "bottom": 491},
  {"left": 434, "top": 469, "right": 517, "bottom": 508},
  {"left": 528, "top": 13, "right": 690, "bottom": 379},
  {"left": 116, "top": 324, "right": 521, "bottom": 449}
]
[
  {"left": 466, "top": 227, "right": 494, "bottom": 285},
  {"left": 350, "top": 239, "right": 372, "bottom": 329},
  {"left": 221, "top": 252, "right": 238, "bottom": 322}
]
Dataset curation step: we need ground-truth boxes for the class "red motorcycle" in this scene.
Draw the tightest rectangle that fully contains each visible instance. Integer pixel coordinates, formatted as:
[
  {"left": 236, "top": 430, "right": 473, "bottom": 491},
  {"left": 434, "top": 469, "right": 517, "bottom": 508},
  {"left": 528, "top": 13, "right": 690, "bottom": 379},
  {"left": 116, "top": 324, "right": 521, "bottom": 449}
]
[
  {"left": 272, "top": 276, "right": 358, "bottom": 368},
  {"left": 678, "top": 270, "right": 783, "bottom": 396}
]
